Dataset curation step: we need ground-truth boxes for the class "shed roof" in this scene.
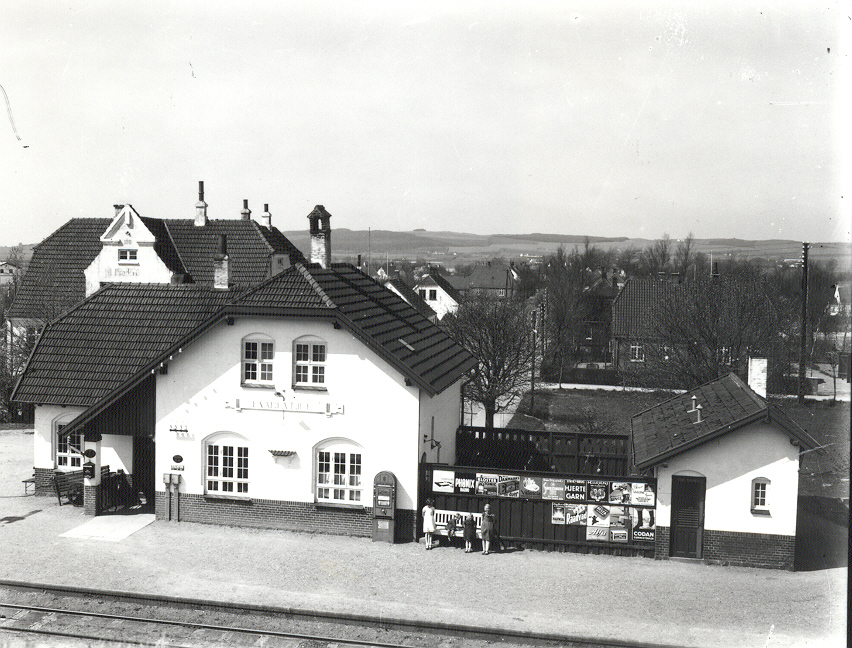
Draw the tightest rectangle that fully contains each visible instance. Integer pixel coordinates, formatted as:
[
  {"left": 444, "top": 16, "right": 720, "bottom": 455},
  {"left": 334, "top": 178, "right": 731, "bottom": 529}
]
[{"left": 631, "top": 373, "right": 818, "bottom": 469}]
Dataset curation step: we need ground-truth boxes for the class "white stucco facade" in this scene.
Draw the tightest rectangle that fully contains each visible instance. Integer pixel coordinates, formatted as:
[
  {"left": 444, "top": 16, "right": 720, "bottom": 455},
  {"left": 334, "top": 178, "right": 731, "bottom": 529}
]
[
  {"left": 655, "top": 421, "right": 801, "bottom": 536},
  {"left": 415, "top": 280, "right": 459, "bottom": 320},
  {"left": 153, "top": 316, "right": 463, "bottom": 512}
]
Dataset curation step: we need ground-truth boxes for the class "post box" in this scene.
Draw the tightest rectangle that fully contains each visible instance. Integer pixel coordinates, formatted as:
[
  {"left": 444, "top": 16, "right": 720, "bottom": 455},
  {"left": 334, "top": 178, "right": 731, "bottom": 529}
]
[
  {"left": 372, "top": 471, "right": 397, "bottom": 543},
  {"left": 82, "top": 462, "right": 95, "bottom": 479}
]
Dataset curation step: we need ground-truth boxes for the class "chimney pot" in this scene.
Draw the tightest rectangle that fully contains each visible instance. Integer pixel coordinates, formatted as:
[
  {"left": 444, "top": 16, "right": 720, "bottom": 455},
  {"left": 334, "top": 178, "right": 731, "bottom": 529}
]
[
  {"left": 195, "top": 180, "right": 208, "bottom": 227},
  {"left": 213, "top": 234, "right": 229, "bottom": 289},
  {"left": 308, "top": 205, "right": 332, "bottom": 268},
  {"left": 261, "top": 203, "right": 272, "bottom": 228},
  {"left": 113, "top": 204, "right": 124, "bottom": 216},
  {"left": 241, "top": 199, "right": 251, "bottom": 221}
]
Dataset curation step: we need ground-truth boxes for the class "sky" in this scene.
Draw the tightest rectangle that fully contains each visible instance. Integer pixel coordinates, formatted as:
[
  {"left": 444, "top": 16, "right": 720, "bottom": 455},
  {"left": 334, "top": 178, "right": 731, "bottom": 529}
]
[{"left": 1, "top": 1, "right": 849, "bottom": 246}]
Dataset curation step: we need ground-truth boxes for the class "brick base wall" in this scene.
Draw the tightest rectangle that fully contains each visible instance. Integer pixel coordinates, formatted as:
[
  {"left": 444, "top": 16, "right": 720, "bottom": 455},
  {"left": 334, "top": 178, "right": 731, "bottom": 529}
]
[
  {"left": 83, "top": 484, "right": 100, "bottom": 516},
  {"left": 655, "top": 525, "right": 795, "bottom": 570},
  {"left": 33, "top": 467, "right": 55, "bottom": 495},
  {"left": 155, "top": 491, "right": 416, "bottom": 541}
]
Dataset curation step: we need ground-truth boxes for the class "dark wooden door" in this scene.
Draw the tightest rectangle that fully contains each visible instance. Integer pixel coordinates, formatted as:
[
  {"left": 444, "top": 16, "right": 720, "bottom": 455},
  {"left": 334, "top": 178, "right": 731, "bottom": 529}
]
[
  {"left": 670, "top": 475, "right": 705, "bottom": 558},
  {"left": 133, "top": 434, "right": 155, "bottom": 507}
]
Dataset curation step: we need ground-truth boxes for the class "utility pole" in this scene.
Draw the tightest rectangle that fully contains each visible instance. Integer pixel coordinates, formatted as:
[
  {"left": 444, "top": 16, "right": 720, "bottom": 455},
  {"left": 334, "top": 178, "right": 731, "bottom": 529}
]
[
  {"left": 530, "top": 308, "right": 537, "bottom": 414},
  {"left": 798, "top": 242, "right": 809, "bottom": 404}
]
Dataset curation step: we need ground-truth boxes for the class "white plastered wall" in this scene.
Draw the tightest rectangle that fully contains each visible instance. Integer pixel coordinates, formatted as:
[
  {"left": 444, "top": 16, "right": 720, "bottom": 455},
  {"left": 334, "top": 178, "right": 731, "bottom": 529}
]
[
  {"left": 33, "top": 405, "right": 133, "bottom": 473},
  {"left": 655, "top": 421, "right": 801, "bottom": 536},
  {"left": 418, "top": 378, "right": 463, "bottom": 465},
  {"left": 155, "top": 317, "right": 436, "bottom": 510}
]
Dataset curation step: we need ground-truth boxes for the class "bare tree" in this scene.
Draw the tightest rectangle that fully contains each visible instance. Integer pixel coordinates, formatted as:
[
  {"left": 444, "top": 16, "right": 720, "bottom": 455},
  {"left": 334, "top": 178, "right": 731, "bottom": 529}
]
[
  {"left": 444, "top": 290, "right": 533, "bottom": 428},
  {"left": 672, "top": 233, "right": 695, "bottom": 280},
  {"left": 642, "top": 234, "right": 672, "bottom": 276}
]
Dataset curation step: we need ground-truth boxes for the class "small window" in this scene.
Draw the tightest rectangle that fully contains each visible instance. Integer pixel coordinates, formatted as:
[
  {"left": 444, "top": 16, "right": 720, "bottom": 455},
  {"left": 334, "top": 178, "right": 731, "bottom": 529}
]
[
  {"left": 751, "top": 478, "right": 770, "bottom": 514},
  {"left": 118, "top": 249, "right": 138, "bottom": 263},
  {"left": 418, "top": 289, "right": 427, "bottom": 299},
  {"left": 630, "top": 343, "right": 645, "bottom": 362},
  {"left": 316, "top": 442, "right": 362, "bottom": 504},
  {"left": 429, "top": 289, "right": 437, "bottom": 301},
  {"left": 56, "top": 424, "right": 83, "bottom": 469},
  {"left": 206, "top": 435, "right": 249, "bottom": 495},
  {"left": 294, "top": 338, "right": 326, "bottom": 388},
  {"left": 242, "top": 336, "right": 274, "bottom": 386}
]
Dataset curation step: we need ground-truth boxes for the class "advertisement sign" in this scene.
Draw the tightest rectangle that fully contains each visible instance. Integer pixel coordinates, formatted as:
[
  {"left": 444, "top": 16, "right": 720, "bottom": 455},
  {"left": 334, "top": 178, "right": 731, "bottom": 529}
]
[
  {"left": 520, "top": 477, "right": 542, "bottom": 499},
  {"left": 609, "top": 507, "right": 629, "bottom": 543},
  {"left": 587, "top": 504, "right": 610, "bottom": 527},
  {"left": 454, "top": 472, "right": 477, "bottom": 494},
  {"left": 564, "top": 479, "right": 586, "bottom": 502},
  {"left": 432, "top": 470, "right": 454, "bottom": 493},
  {"left": 565, "top": 504, "right": 587, "bottom": 526},
  {"left": 609, "top": 482, "right": 631, "bottom": 504},
  {"left": 630, "top": 507, "right": 656, "bottom": 543},
  {"left": 587, "top": 480, "right": 609, "bottom": 503},
  {"left": 475, "top": 473, "right": 499, "bottom": 495},
  {"left": 586, "top": 526, "right": 609, "bottom": 542},
  {"left": 551, "top": 503, "right": 566, "bottom": 525},
  {"left": 542, "top": 478, "right": 565, "bottom": 500},
  {"left": 497, "top": 475, "right": 520, "bottom": 497},
  {"left": 631, "top": 482, "right": 656, "bottom": 507}
]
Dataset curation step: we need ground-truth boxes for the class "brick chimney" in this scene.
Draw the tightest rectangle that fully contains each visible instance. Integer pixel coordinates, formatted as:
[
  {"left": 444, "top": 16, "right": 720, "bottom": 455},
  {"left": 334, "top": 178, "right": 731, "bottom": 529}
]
[
  {"left": 195, "top": 181, "right": 208, "bottom": 227},
  {"left": 213, "top": 234, "right": 229, "bottom": 290},
  {"left": 307, "top": 205, "right": 332, "bottom": 269},
  {"left": 261, "top": 204, "right": 272, "bottom": 229},
  {"left": 241, "top": 199, "right": 251, "bottom": 221}
]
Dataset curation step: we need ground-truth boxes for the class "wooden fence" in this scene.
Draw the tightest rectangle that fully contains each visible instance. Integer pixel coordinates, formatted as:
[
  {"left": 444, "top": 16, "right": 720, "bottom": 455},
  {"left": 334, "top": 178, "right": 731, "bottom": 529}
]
[{"left": 420, "top": 463, "right": 656, "bottom": 557}]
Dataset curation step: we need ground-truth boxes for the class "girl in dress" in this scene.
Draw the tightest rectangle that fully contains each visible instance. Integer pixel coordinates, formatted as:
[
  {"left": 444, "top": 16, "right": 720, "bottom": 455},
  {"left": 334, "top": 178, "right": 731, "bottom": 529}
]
[
  {"left": 422, "top": 498, "right": 437, "bottom": 550},
  {"left": 463, "top": 512, "right": 476, "bottom": 553}
]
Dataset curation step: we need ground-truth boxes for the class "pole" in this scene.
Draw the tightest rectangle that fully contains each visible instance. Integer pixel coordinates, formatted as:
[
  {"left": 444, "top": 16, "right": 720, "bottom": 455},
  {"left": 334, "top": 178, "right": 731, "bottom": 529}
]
[
  {"left": 798, "top": 242, "right": 809, "bottom": 404},
  {"left": 530, "top": 310, "right": 536, "bottom": 414}
]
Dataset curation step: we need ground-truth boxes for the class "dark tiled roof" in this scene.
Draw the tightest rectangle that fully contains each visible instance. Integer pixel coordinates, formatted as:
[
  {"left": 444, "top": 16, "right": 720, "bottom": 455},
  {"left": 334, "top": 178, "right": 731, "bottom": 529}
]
[
  {"left": 12, "top": 284, "right": 234, "bottom": 406},
  {"left": 13, "top": 263, "right": 475, "bottom": 413},
  {"left": 8, "top": 217, "right": 306, "bottom": 322},
  {"left": 611, "top": 278, "right": 677, "bottom": 339},
  {"left": 7, "top": 219, "right": 111, "bottom": 321},
  {"left": 468, "top": 264, "right": 511, "bottom": 291},
  {"left": 631, "top": 373, "right": 817, "bottom": 469},
  {"left": 385, "top": 278, "right": 436, "bottom": 321}
]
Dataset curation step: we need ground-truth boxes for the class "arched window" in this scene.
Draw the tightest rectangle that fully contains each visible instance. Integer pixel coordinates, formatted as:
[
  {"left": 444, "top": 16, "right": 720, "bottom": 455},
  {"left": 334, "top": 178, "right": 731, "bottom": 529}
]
[
  {"left": 54, "top": 414, "right": 83, "bottom": 471},
  {"left": 315, "top": 439, "right": 362, "bottom": 504},
  {"left": 293, "top": 335, "right": 327, "bottom": 388},
  {"left": 204, "top": 432, "right": 250, "bottom": 496},
  {"left": 751, "top": 477, "right": 770, "bottom": 514},
  {"left": 242, "top": 333, "right": 275, "bottom": 387}
]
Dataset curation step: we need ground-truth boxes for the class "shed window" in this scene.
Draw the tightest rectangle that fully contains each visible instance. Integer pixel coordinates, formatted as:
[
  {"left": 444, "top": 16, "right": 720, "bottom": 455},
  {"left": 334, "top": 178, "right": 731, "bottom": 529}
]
[{"left": 751, "top": 477, "right": 770, "bottom": 514}]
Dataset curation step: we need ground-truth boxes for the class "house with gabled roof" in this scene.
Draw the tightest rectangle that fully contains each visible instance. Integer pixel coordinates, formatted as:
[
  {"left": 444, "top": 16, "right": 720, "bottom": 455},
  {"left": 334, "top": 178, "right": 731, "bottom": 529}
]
[
  {"left": 610, "top": 277, "right": 677, "bottom": 371},
  {"left": 413, "top": 272, "right": 462, "bottom": 320},
  {"left": 383, "top": 276, "right": 437, "bottom": 324},
  {"left": 5, "top": 183, "right": 305, "bottom": 379},
  {"left": 631, "top": 372, "right": 819, "bottom": 569},
  {"left": 12, "top": 209, "right": 475, "bottom": 540}
]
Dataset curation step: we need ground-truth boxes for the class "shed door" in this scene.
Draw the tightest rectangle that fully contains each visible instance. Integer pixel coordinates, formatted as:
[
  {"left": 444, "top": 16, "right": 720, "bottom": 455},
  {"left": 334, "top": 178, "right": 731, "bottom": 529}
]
[{"left": 670, "top": 475, "right": 705, "bottom": 559}]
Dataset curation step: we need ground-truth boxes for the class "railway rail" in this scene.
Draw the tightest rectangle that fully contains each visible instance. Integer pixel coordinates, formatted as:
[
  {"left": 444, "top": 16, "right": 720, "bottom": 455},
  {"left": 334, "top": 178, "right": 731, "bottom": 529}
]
[{"left": 0, "top": 580, "right": 681, "bottom": 648}]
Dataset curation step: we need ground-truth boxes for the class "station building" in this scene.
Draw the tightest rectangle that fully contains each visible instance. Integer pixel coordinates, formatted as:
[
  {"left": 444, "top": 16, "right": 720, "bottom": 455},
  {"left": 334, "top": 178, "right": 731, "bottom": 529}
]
[{"left": 12, "top": 201, "right": 474, "bottom": 540}]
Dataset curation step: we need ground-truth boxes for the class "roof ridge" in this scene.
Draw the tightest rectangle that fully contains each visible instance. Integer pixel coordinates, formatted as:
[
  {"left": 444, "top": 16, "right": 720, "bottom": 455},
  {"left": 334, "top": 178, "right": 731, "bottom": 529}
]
[
  {"left": 161, "top": 220, "right": 192, "bottom": 282},
  {"left": 248, "top": 219, "right": 276, "bottom": 255},
  {"left": 295, "top": 263, "right": 336, "bottom": 308}
]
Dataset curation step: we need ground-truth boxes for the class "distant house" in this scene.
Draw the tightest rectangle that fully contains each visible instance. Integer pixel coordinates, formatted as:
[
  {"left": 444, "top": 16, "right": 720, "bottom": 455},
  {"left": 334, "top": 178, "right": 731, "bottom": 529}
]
[
  {"left": 5, "top": 184, "right": 305, "bottom": 377},
  {"left": 384, "top": 276, "right": 437, "bottom": 324},
  {"left": 610, "top": 277, "right": 677, "bottom": 371},
  {"left": 466, "top": 263, "right": 518, "bottom": 299},
  {"left": 413, "top": 273, "right": 462, "bottom": 320},
  {"left": 632, "top": 373, "right": 818, "bottom": 569},
  {"left": 0, "top": 261, "right": 19, "bottom": 286}
]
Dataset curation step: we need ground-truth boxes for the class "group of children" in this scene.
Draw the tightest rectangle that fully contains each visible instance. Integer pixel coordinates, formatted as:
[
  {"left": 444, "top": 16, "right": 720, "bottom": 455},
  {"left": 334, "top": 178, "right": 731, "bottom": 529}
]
[
  {"left": 445, "top": 512, "right": 479, "bottom": 552},
  {"left": 422, "top": 499, "right": 497, "bottom": 554}
]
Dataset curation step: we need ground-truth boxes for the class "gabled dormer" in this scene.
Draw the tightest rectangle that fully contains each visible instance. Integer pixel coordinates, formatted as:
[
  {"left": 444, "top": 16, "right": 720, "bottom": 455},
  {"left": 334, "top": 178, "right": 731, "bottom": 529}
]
[{"left": 84, "top": 205, "right": 175, "bottom": 296}]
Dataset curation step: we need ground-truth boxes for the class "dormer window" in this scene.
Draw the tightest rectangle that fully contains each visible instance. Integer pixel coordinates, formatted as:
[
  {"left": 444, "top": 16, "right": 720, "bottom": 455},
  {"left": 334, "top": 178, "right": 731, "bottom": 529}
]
[{"left": 118, "top": 249, "right": 138, "bottom": 264}]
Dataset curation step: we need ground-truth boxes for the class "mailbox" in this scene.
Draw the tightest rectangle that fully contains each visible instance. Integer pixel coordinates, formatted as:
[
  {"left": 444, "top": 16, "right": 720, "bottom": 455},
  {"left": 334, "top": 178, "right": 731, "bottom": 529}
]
[
  {"left": 82, "top": 462, "right": 96, "bottom": 479},
  {"left": 372, "top": 471, "right": 397, "bottom": 543}
]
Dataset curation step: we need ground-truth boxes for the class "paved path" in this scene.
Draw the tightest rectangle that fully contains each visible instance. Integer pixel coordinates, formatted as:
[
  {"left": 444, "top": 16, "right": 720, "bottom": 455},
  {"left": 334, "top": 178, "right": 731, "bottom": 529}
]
[{"left": 0, "top": 430, "right": 846, "bottom": 647}]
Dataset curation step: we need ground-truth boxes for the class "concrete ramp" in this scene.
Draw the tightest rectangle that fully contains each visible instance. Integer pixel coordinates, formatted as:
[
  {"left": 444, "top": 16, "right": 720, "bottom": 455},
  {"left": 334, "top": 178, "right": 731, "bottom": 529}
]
[{"left": 60, "top": 514, "right": 155, "bottom": 541}]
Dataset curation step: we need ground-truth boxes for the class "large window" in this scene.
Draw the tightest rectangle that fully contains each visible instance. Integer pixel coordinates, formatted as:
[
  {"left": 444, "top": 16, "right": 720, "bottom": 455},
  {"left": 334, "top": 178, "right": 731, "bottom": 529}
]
[
  {"left": 205, "top": 434, "right": 249, "bottom": 495},
  {"left": 242, "top": 335, "right": 274, "bottom": 386},
  {"left": 294, "top": 337, "right": 326, "bottom": 387},
  {"left": 316, "top": 441, "right": 362, "bottom": 504},
  {"left": 56, "top": 424, "right": 83, "bottom": 469}
]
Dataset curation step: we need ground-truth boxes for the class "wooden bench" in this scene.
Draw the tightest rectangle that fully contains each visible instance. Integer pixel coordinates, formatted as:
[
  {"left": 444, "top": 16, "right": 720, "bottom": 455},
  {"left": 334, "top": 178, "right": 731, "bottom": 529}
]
[
  {"left": 22, "top": 475, "right": 35, "bottom": 495},
  {"left": 53, "top": 466, "right": 110, "bottom": 506},
  {"left": 433, "top": 509, "right": 482, "bottom": 538}
]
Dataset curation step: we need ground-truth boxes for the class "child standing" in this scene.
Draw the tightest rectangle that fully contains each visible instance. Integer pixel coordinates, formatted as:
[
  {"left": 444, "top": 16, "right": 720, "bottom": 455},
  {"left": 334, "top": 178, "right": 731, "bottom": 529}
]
[{"left": 463, "top": 512, "right": 476, "bottom": 553}]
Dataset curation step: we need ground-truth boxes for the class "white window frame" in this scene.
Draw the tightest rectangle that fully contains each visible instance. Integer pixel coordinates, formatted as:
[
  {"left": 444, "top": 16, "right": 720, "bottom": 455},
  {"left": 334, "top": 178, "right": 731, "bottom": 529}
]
[
  {"left": 204, "top": 433, "right": 250, "bottom": 497},
  {"left": 314, "top": 439, "right": 363, "bottom": 505},
  {"left": 294, "top": 336, "right": 327, "bottom": 389},
  {"left": 242, "top": 334, "right": 275, "bottom": 388},
  {"left": 751, "top": 477, "right": 770, "bottom": 514},
  {"left": 56, "top": 422, "right": 84, "bottom": 470},
  {"left": 630, "top": 343, "right": 645, "bottom": 362},
  {"left": 118, "top": 248, "right": 138, "bottom": 264}
]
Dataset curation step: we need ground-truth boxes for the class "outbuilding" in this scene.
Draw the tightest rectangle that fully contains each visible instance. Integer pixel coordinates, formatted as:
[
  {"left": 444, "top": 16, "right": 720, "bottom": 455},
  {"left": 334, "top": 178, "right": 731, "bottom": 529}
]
[{"left": 631, "top": 373, "right": 819, "bottom": 569}]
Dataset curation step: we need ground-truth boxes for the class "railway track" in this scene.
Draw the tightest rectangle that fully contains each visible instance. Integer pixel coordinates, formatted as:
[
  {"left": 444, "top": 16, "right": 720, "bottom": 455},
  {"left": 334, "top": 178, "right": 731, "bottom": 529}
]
[{"left": 0, "top": 581, "right": 679, "bottom": 648}]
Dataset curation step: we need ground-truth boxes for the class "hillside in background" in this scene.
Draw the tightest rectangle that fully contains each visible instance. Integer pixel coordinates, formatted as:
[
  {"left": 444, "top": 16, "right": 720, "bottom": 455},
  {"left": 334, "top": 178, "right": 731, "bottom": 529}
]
[{"left": 3, "top": 231, "right": 849, "bottom": 272}]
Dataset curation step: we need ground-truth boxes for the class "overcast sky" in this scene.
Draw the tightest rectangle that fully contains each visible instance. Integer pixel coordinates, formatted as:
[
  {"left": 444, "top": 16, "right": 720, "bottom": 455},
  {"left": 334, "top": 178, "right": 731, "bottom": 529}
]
[{"left": 1, "top": 1, "right": 848, "bottom": 246}]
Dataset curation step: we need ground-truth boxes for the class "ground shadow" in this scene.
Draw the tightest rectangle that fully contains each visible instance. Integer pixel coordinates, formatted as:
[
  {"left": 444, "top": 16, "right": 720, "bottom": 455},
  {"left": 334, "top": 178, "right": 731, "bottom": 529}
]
[
  {"left": 795, "top": 496, "right": 849, "bottom": 571},
  {"left": 0, "top": 510, "right": 42, "bottom": 525}
]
